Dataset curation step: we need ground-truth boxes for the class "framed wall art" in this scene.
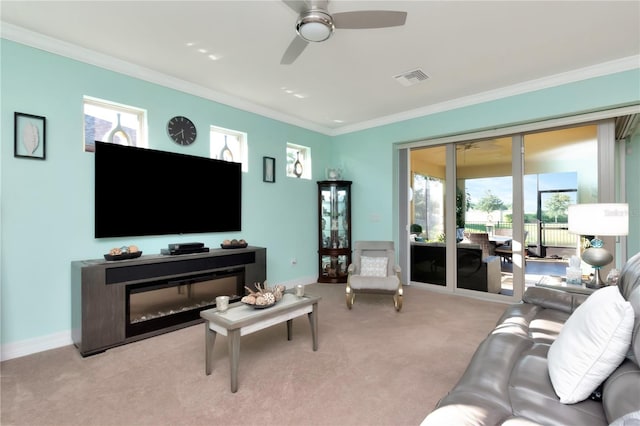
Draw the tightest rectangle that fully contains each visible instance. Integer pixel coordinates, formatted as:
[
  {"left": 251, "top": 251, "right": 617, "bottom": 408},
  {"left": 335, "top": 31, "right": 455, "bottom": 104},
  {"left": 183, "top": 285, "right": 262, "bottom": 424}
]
[
  {"left": 263, "top": 156, "right": 275, "bottom": 183},
  {"left": 14, "top": 112, "right": 46, "bottom": 160}
]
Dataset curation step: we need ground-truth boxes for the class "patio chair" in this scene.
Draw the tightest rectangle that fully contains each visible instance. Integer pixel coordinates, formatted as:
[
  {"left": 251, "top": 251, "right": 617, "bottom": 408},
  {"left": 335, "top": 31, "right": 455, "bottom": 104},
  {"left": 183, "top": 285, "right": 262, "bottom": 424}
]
[
  {"left": 346, "top": 241, "right": 402, "bottom": 311},
  {"left": 467, "top": 233, "right": 495, "bottom": 259},
  {"left": 495, "top": 231, "right": 529, "bottom": 263}
]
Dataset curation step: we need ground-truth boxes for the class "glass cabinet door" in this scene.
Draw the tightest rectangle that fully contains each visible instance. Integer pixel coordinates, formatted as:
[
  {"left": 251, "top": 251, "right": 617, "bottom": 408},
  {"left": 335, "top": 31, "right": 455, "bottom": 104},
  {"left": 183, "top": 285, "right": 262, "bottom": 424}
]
[{"left": 318, "top": 181, "right": 352, "bottom": 283}]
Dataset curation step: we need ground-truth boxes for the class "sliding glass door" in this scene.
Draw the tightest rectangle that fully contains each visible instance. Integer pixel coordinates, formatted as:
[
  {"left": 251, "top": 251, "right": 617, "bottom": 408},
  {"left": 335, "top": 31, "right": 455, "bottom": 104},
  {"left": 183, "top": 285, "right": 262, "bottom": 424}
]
[
  {"left": 409, "top": 145, "right": 448, "bottom": 287},
  {"left": 455, "top": 138, "right": 513, "bottom": 295},
  {"left": 522, "top": 125, "right": 598, "bottom": 287},
  {"left": 404, "top": 119, "right": 621, "bottom": 300}
]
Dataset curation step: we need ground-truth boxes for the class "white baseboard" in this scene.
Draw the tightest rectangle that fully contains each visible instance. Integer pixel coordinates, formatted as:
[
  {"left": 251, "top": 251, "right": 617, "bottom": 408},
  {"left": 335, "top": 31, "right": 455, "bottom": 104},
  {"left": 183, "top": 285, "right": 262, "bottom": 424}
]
[
  {"left": 279, "top": 275, "right": 317, "bottom": 289},
  {"left": 1, "top": 330, "right": 73, "bottom": 361},
  {"left": 0, "top": 277, "right": 319, "bottom": 361}
]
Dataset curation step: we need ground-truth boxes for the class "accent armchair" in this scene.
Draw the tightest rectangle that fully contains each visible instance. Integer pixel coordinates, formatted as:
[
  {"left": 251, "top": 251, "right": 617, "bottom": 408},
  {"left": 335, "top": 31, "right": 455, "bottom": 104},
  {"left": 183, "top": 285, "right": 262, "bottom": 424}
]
[{"left": 346, "top": 241, "right": 403, "bottom": 311}]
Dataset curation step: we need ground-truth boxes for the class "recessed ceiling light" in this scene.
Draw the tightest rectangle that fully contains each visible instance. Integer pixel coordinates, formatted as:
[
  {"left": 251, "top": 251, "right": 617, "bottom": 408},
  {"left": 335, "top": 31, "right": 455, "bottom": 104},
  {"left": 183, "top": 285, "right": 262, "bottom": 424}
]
[
  {"left": 293, "top": 94, "right": 306, "bottom": 99},
  {"left": 333, "top": 119, "right": 344, "bottom": 123},
  {"left": 208, "top": 54, "right": 219, "bottom": 61},
  {"left": 198, "top": 48, "right": 207, "bottom": 54},
  {"left": 186, "top": 42, "right": 195, "bottom": 47}
]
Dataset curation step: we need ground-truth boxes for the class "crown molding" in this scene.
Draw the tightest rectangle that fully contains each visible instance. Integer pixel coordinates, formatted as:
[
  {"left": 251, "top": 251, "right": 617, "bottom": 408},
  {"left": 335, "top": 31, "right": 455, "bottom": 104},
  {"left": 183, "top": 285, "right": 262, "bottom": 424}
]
[
  {"left": 332, "top": 55, "right": 640, "bottom": 136},
  {"left": 1, "top": 22, "right": 333, "bottom": 135},
  {"left": 3, "top": 22, "right": 638, "bottom": 138}
]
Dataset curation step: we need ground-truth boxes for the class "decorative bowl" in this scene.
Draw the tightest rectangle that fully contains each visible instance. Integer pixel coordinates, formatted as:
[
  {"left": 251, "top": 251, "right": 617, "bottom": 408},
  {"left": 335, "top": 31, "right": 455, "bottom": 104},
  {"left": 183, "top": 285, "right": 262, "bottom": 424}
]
[
  {"left": 104, "top": 251, "right": 142, "bottom": 261},
  {"left": 242, "top": 300, "right": 276, "bottom": 309},
  {"left": 221, "top": 242, "right": 248, "bottom": 249}
]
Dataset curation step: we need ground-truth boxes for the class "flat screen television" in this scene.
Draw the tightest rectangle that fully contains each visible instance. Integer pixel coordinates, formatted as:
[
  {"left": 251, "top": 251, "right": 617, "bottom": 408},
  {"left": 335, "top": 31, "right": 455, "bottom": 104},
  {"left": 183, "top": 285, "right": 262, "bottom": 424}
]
[{"left": 95, "top": 141, "right": 241, "bottom": 238}]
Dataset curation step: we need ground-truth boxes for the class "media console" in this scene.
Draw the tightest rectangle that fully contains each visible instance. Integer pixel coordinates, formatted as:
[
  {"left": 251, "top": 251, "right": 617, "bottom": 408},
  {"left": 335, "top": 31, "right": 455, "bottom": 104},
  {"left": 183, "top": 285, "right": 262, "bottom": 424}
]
[{"left": 71, "top": 247, "right": 266, "bottom": 356}]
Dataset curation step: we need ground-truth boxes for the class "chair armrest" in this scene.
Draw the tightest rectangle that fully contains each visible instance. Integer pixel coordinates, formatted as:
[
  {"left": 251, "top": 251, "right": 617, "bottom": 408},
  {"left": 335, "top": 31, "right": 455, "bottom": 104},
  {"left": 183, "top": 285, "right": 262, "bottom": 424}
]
[
  {"left": 347, "top": 263, "right": 355, "bottom": 274},
  {"left": 522, "top": 286, "right": 588, "bottom": 314},
  {"left": 394, "top": 265, "right": 401, "bottom": 273}
]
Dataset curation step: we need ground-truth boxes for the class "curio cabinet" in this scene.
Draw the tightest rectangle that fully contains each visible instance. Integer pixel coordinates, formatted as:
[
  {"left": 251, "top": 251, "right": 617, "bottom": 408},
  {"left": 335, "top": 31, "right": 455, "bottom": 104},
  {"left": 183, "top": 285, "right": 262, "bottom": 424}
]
[{"left": 317, "top": 180, "right": 352, "bottom": 283}]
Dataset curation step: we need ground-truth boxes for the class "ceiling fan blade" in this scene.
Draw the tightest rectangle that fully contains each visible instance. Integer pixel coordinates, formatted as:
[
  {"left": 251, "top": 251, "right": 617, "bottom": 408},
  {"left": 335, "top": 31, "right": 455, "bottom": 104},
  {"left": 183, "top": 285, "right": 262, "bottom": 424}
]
[
  {"left": 333, "top": 10, "right": 407, "bottom": 29},
  {"left": 282, "top": 0, "right": 309, "bottom": 14},
  {"left": 280, "top": 36, "right": 309, "bottom": 65}
]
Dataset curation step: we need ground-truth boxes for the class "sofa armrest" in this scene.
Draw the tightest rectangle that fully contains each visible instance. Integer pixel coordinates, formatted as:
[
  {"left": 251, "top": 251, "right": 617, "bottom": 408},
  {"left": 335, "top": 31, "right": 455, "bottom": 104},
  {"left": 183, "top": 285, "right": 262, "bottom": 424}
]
[{"left": 522, "top": 286, "right": 588, "bottom": 314}]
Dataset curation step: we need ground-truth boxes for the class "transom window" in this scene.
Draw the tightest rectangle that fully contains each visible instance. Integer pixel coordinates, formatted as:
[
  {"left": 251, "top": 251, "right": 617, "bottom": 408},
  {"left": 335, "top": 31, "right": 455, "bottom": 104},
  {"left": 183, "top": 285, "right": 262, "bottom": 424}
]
[
  {"left": 210, "top": 126, "right": 248, "bottom": 172},
  {"left": 83, "top": 96, "right": 147, "bottom": 152}
]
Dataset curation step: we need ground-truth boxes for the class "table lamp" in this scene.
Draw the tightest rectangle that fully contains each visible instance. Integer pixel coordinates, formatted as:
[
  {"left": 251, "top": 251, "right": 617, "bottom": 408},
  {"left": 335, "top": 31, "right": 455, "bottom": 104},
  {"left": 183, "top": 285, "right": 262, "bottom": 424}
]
[{"left": 568, "top": 203, "right": 629, "bottom": 288}]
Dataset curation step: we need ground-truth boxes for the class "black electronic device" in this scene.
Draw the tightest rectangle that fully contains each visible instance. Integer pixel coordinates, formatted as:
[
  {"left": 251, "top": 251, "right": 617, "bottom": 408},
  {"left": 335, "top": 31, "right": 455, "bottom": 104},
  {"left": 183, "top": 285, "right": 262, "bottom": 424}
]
[
  {"left": 94, "top": 142, "right": 241, "bottom": 238},
  {"left": 168, "top": 242, "right": 205, "bottom": 251},
  {"left": 161, "top": 247, "right": 210, "bottom": 256}
]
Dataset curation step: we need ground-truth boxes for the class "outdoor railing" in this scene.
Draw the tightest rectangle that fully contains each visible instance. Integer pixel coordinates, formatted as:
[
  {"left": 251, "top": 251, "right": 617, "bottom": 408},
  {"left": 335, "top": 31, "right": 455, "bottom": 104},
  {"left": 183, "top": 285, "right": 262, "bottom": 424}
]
[{"left": 465, "top": 221, "right": 575, "bottom": 247}]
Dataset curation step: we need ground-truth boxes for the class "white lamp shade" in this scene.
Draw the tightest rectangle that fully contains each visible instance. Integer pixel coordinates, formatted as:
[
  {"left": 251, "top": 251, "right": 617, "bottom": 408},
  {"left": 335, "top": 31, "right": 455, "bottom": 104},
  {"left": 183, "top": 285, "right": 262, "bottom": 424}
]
[{"left": 568, "top": 203, "right": 629, "bottom": 236}]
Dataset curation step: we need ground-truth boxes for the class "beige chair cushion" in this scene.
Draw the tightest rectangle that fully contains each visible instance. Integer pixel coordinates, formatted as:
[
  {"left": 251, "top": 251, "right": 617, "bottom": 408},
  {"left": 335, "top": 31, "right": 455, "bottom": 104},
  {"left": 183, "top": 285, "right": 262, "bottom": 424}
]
[{"left": 349, "top": 275, "right": 400, "bottom": 291}]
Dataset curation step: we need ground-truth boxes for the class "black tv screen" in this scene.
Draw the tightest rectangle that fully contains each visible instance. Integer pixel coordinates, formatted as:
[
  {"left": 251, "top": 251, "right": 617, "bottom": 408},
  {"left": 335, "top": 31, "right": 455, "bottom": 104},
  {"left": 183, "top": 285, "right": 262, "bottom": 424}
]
[{"left": 95, "top": 141, "right": 241, "bottom": 238}]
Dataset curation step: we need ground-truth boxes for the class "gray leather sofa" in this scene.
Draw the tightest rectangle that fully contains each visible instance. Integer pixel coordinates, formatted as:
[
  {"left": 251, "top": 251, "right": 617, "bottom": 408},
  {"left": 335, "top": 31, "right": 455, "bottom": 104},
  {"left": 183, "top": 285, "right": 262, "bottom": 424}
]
[{"left": 422, "top": 252, "right": 640, "bottom": 425}]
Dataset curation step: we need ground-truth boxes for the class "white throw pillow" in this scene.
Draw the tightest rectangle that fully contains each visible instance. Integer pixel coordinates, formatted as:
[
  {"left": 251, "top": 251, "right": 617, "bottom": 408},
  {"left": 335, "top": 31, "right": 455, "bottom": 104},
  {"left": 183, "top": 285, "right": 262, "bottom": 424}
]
[
  {"left": 360, "top": 256, "right": 388, "bottom": 277},
  {"left": 547, "top": 286, "right": 634, "bottom": 404}
]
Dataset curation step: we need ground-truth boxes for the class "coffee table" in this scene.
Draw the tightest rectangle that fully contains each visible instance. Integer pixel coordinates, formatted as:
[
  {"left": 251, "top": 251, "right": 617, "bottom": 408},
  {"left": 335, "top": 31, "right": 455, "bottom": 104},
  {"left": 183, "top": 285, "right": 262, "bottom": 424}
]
[{"left": 200, "top": 292, "right": 321, "bottom": 392}]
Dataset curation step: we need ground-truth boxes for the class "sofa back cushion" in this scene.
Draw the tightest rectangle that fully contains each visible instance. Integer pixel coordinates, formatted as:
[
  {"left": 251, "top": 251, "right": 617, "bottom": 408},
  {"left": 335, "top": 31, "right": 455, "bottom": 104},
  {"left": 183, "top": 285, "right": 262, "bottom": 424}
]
[
  {"left": 617, "top": 251, "right": 640, "bottom": 364},
  {"left": 602, "top": 359, "right": 640, "bottom": 423}
]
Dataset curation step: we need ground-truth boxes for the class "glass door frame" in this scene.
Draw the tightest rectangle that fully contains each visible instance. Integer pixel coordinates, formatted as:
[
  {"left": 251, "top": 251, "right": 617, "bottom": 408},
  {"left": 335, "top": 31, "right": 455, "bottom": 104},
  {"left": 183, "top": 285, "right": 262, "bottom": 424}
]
[{"left": 398, "top": 105, "right": 637, "bottom": 301}]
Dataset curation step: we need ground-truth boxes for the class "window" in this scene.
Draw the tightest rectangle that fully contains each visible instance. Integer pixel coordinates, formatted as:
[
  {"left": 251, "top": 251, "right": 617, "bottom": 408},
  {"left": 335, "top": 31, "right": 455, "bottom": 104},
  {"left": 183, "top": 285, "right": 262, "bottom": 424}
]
[
  {"left": 412, "top": 172, "right": 444, "bottom": 241},
  {"left": 286, "top": 143, "right": 311, "bottom": 179},
  {"left": 210, "top": 126, "right": 248, "bottom": 172},
  {"left": 83, "top": 96, "right": 147, "bottom": 152}
]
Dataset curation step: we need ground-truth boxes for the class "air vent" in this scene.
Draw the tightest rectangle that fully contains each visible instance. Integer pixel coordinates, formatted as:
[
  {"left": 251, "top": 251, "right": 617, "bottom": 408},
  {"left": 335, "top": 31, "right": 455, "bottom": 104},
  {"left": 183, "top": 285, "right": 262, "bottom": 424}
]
[{"left": 393, "top": 68, "right": 429, "bottom": 87}]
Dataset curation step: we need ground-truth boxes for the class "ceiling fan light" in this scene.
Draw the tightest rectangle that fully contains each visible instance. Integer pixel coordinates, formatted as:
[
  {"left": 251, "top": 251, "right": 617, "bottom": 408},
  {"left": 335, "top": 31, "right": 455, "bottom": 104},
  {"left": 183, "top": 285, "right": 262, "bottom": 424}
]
[{"left": 297, "top": 11, "right": 334, "bottom": 42}]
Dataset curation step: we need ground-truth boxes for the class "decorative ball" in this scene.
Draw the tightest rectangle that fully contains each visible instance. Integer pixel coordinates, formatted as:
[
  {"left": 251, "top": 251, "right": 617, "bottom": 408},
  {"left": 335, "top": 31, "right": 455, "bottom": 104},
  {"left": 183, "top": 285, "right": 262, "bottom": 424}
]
[{"left": 263, "top": 292, "right": 275, "bottom": 304}]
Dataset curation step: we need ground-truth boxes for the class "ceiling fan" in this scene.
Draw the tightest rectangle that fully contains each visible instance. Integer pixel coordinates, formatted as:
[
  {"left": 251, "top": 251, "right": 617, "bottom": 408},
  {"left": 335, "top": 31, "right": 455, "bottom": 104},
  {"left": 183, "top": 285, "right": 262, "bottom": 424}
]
[
  {"left": 456, "top": 141, "right": 503, "bottom": 152},
  {"left": 280, "top": 0, "right": 408, "bottom": 65}
]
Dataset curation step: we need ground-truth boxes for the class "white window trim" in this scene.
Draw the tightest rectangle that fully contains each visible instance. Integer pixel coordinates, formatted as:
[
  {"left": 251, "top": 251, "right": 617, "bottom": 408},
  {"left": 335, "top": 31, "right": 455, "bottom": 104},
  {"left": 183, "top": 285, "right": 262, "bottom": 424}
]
[
  {"left": 286, "top": 142, "right": 312, "bottom": 179},
  {"left": 209, "top": 125, "right": 248, "bottom": 172},
  {"left": 83, "top": 96, "right": 148, "bottom": 149}
]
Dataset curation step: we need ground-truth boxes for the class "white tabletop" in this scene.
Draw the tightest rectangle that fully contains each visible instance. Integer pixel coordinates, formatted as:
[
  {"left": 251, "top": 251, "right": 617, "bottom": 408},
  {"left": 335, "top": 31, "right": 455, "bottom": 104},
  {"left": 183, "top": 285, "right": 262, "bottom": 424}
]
[{"left": 489, "top": 235, "right": 512, "bottom": 244}]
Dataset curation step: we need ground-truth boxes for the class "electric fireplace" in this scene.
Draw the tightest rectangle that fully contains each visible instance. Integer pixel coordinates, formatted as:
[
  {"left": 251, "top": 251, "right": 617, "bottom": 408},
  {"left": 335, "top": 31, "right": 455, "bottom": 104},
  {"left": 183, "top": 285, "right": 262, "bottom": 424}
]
[{"left": 126, "top": 269, "right": 244, "bottom": 337}]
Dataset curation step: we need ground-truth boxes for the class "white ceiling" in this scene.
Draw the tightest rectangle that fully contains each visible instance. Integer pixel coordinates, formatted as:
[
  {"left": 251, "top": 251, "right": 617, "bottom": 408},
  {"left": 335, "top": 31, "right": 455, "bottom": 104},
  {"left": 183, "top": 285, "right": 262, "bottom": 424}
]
[{"left": 1, "top": 1, "right": 639, "bottom": 135}]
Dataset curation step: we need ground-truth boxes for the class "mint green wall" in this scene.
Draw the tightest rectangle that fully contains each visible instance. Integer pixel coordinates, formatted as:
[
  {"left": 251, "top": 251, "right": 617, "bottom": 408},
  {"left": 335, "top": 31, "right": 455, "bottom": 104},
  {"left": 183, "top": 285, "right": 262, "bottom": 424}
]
[
  {"left": 0, "top": 40, "right": 331, "bottom": 345},
  {"left": 2, "top": 38, "right": 639, "bottom": 348},
  {"left": 332, "top": 70, "right": 640, "bottom": 252}
]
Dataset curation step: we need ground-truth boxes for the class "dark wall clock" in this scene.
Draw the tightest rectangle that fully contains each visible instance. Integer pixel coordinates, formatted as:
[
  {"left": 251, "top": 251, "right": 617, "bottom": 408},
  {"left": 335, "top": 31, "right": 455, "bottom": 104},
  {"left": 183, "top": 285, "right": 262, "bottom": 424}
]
[{"left": 167, "top": 116, "right": 197, "bottom": 146}]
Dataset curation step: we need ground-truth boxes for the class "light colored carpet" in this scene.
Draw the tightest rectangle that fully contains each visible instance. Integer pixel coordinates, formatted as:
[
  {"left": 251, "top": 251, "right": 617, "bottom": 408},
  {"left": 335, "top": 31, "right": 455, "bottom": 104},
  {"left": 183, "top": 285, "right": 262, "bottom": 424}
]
[{"left": 1, "top": 283, "right": 507, "bottom": 426}]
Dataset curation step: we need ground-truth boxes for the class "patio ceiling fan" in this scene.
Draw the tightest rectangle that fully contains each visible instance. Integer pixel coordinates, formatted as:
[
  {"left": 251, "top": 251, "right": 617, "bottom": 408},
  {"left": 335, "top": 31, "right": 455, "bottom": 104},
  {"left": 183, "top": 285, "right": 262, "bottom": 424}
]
[
  {"left": 456, "top": 141, "right": 503, "bottom": 152},
  {"left": 280, "top": 0, "right": 408, "bottom": 64}
]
